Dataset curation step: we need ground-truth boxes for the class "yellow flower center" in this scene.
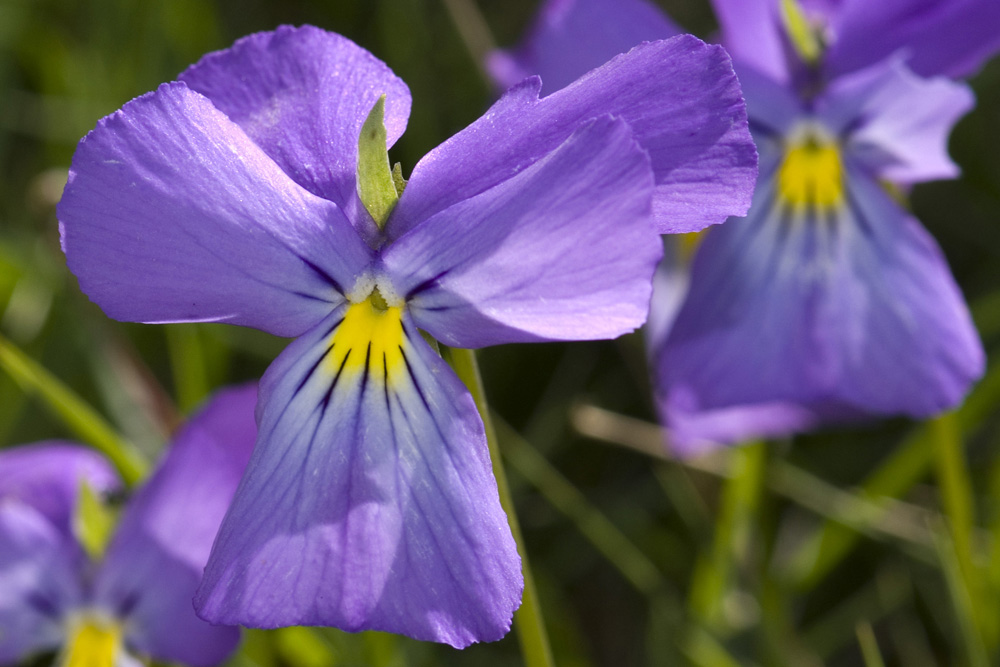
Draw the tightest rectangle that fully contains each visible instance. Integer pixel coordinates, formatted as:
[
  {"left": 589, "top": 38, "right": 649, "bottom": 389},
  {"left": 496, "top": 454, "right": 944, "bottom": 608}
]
[
  {"left": 61, "top": 615, "right": 122, "bottom": 667},
  {"left": 327, "top": 290, "right": 405, "bottom": 386},
  {"left": 777, "top": 136, "right": 844, "bottom": 213}
]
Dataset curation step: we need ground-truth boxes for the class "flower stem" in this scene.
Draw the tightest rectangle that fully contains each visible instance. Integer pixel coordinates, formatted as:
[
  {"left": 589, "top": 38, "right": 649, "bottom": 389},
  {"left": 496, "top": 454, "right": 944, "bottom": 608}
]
[
  {"left": 931, "top": 412, "right": 994, "bottom": 653},
  {"left": 441, "top": 346, "right": 554, "bottom": 667},
  {"left": 0, "top": 333, "right": 148, "bottom": 485}
]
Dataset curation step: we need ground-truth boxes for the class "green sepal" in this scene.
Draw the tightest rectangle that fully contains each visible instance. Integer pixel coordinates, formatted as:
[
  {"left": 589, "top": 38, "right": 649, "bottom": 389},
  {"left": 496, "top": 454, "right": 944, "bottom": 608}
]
[
  {"left": 357, "top": 95, "right": 399, "bottom": 229},
  {"left": 392, "top": 162, "right": 407, "bottom": 197},
  {"left": 74, "top": 481, "right": 119, "bottom": 560},
  {"left": 780, "top": 0, "right": 822, "bottom": 65}
]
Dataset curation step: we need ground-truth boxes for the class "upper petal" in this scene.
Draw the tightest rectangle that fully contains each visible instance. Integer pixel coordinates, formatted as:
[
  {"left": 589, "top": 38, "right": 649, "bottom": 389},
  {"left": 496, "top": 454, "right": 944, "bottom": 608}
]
[
  {"left": 654, "top": 153, "right": 983, "bottom": 449},
  {"left": 195, "top": 309, "right": 522, "bottom": 647},
  {"left": 819, "top": 59, "right": 974, "bottom": 184},
  {"left": 710, "top": 0, "right": 791, "bottom": 84},
  {"left": 180, "top": 25, "right": 412, "bottom": 231},
  {"left": 487, "top": 0, "right": 681, "bottom": 94},
  {"left": 826, "top": 0, "right": 1000, "bottom": 79},
  {"left": 59, "top": 82, "right": 374, "bottom": 338},
  {"left": 0, "top": 442, "right": 120, "bottom": 537},
  {"left": 93, "top": 385, "right": 256, "bottom": 666},
  {"left": 392, "top": 35, "right": 756, "bottom": 236},
  {"left": 383, "top": 116, "right": 660, "bottom": 347}
]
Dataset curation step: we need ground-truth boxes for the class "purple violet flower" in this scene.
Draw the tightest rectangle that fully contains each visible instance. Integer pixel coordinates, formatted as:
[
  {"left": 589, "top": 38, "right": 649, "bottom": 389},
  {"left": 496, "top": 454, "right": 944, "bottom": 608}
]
[
  {"left": 0, "top": 384, "right": 256, "bottom": 666},
  {"left": 495, "top": 0, "right": 997, "bottom": 454},
  {"left": 56, "top": 25, "right": 755, "bottom": 645}
]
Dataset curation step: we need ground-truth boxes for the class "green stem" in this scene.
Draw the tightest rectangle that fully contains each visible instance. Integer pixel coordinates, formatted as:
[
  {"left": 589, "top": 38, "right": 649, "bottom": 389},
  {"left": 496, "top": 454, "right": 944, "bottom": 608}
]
[
  {"left": 688, "top": 441, "right": 767, "bottom": 630},
  {"left": 786, "top": 357, "right": 1000, "bottom": 589},
  {"left": 494, "top": 415, "right": 666, "bottom": 596},
  {"left": 439, "top": 0, "right": 497, "bottom": 86},
  {"left": 855, "top": 621, "right": 887, "bottom": 667},
  {"left": 932, "top": 413, "right": 976, "bottom": 576},
  {"left": 931, "top": 412, "right": 994, "bottom": 650},
  {"left": 165, "top": 324, "right": 210, "bottom": 413},
  {"left": 0, "top": 333, "right": 147, "bottom": 485},
  {"left": 441, "top": 346, "right": 554, "bottom": 667}
]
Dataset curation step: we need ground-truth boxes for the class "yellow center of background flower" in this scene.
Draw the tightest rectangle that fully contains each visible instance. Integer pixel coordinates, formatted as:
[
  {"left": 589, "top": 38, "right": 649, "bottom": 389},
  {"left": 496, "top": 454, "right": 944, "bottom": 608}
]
[
  {"left": 327, "top": 292, "right": 405, "bottom": 385},
  {"left": 778, "top": 139, "right": 844, "bottom": 213},
  {"left": 61, "top": 616, "right": 122, "bottom": 667}
]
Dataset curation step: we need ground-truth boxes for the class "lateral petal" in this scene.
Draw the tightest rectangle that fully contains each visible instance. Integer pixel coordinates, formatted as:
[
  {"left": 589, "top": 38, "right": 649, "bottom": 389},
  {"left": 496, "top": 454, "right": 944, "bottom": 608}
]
[
  {"left": 819, "top": 59, "right": 974, "bottom": 184},
  {"left": 195, "top": 310, "right": 522, "bottom": 647},
  {"left": 487, "top": 0, "right": 681, "bottom": 94},
  {"left": 0, "top": 442, "right": 119, "bottom": 536},
  {"left": 59, "top": 82, "right": 373, "bottom": 338},
  {"left": 392, "top": 35, "right": 755, "bottom": 236},
  {"left": 654, "top": 155, "right": 983, "bottom": 449},
  {"left": 383, "top": 116, "right": 660, "bottom": 347},
  {"left": 179, "top": 25, "right": 412, "bottom": 234}
]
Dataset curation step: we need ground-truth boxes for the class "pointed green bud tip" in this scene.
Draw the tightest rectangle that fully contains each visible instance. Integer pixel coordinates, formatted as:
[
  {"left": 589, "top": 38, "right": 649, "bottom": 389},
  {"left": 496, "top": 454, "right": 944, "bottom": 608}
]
[
  {"left": 357, "top": 95, "right": 399, "bottom": 229},
  {"left": 780, "top": 0, "right": 822, "bottom": 65},
  {"left": 74, "top": 481, "right": 118, "bottom": 561}
]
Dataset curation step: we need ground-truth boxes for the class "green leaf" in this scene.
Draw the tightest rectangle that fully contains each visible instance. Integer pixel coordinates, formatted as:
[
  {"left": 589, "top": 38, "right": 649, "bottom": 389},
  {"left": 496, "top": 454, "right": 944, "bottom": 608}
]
[{"left": 357, "top": 95, "right": 399, "bottom": 228}]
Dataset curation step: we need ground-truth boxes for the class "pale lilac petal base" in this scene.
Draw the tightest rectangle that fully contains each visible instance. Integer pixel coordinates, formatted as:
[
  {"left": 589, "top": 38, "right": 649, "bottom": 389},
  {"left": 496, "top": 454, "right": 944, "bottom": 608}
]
[{"left": 664, "top": 400, "right": 823, "bottom": 457}]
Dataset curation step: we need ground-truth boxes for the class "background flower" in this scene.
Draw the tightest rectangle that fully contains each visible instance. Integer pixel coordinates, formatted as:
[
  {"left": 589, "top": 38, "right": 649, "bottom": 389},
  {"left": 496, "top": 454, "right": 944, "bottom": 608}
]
[
  {"left": 0, "top": 384, "right": 256, "bottom": 666},
  {"left": 495, "top": 0, "right": 995, "bottom": 451}
]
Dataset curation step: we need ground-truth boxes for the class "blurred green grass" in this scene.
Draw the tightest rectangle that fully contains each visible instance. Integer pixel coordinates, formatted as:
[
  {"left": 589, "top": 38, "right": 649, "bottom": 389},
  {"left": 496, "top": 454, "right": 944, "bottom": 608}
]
[{"left": 2, "top": 1, "right": 1000, "bottom": 665}]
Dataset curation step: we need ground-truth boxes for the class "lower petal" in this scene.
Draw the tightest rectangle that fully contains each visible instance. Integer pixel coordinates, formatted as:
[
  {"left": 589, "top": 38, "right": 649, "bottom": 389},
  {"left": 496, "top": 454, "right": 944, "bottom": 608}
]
[
  {"left": 654, "top": 159, "right": 983, "bottom": 449},
  {"left": 195, "top": 309, "right": 522, "bottom": 647}
]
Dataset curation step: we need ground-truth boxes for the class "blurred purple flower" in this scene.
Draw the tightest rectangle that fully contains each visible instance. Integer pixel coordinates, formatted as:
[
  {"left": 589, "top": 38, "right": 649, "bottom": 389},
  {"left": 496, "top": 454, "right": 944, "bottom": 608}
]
[
  {"left": 496, "top": 0, "right": 996, "bottom": 454},
  {"left": 0, "top": 384, "right": 256, "bottom": 666},
  {"left": 57, "top": 25, "right": 755, "bottom": 645}
]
